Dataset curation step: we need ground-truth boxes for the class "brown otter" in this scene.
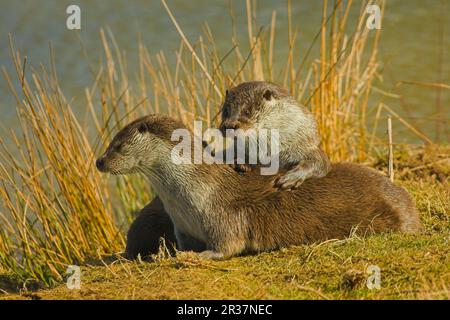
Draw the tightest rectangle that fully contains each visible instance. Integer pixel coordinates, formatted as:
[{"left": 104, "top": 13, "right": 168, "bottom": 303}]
[
  {"left": 219, "top": 81, "right": 330, "bottom": 190},
  {"left": 125, "top": 197, "right": 205, "bottom": 259},
  {"left": 124, "top": 197, "right": 176, "bottom": 259},
  {"left": 97, "top": 114, "right": 421, "bottom": 260}
]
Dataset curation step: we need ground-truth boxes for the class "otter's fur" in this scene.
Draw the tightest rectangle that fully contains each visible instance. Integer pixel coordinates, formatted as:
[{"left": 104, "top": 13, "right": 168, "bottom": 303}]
[
  {"left": 97, "top": 114, "right": 421, "bottom": 259},
  {"left": 124, "top": 197, "right": 177, "bottom": 259},
  {"left": 220, "top": 81, "right": 330, "bottom": 189},
  {"left": 125, "top": 197, "right": 206, "bottom": 259}
]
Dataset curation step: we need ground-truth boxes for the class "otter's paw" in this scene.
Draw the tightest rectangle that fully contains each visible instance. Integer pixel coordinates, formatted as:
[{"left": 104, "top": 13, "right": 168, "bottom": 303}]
[
  {"left": 274, "top": 173, "right": 306, "bottom": 191},
  {"left": 232, "top": 164, "right": 253, "bottom": 173},
  {"left": 293, "top": 178, "right": 306, "bottom": 189},
  {"left": 198, "top": 250, "right": 225, "bottom": 260}
]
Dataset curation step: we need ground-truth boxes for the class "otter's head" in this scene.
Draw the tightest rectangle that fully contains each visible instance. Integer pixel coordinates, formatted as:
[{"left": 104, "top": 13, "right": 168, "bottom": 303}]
[
  {"left": 219, "top": 81, "right": 290, "bottom": 133},
  {"left": 96, "top": 114, "right": 184, "bottom": 175}
]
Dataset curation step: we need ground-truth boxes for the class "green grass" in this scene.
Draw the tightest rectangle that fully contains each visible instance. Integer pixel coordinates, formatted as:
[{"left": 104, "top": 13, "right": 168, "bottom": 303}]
[{"left": 2, "top": 234, "right": 448, "bottom": 299}]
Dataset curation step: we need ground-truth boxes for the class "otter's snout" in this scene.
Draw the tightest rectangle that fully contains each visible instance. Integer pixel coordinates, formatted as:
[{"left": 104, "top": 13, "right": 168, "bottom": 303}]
[{"left": 96, "top": 157, "right": 106, "bottom": 172}]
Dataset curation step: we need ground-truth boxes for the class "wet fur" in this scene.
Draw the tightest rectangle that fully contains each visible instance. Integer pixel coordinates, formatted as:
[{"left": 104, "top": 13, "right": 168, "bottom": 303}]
[{"left": 220, "top": 81, "right": 331, "bottom": 189}]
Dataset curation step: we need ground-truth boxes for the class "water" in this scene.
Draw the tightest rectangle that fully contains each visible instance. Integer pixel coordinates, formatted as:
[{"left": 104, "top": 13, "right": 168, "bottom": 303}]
[{"left": 0, "top": 0, "right": 449, "bottom": 143}]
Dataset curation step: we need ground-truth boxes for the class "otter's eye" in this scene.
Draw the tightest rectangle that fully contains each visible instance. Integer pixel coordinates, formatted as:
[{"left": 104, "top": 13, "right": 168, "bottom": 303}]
[
  {"left": 263, "top": 89, "right": 273, "bottom": 101},
  {"left": 138, "top": 123, "right": 148, "bottom": 133},
  {"left": 115, "top": 144, "right": 123, "bottom": 153}
]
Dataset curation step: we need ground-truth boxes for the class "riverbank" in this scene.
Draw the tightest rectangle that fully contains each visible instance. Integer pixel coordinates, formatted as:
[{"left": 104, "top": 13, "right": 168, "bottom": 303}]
[{"left": 1, "top": 145, "right": 449, "bottom": 300}]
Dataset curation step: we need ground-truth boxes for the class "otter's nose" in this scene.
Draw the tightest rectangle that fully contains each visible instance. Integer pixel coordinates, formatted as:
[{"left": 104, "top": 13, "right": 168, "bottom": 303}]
[{"left": 96, "top": 158, "right": 106, "bottom": 172}]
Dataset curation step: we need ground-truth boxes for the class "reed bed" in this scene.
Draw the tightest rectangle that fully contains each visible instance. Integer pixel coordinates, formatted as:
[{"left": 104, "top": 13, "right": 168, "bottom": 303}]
[{"left": 0, "top": 0, "right": 425, "bottom": 287}]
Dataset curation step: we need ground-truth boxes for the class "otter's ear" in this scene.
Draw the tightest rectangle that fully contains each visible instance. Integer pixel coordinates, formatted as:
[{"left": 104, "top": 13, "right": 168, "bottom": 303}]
[
  {"left": 137, "top": 123, "right": 148, "bottom": 133},
  {"left": 263, "top": 89, "right": 274, "bottom": 101}
]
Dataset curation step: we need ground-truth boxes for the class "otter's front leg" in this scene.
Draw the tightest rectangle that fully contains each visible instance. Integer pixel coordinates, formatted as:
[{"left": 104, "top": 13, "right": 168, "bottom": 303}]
[
  {"left": 174, "top": 228, "right": 207, "bottom": 252},
  {"left": 275, "top": 149, "right": 330, "bottom": 190},
  {"left": 274, "top": 163, "right": 309, "bottom": 190},
  {"left": 199, "top": 250, "right": 226, "bottom": 260},
  {"left": 197, "top": 230, "right": 246, "bottom": 260}
]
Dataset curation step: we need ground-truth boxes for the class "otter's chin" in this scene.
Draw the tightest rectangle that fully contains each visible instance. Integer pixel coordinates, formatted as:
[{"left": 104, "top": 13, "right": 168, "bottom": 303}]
[
  {"left": 236, "top": 123, "right": 253, "bottom": 132},
  {"left": 109, "top": 166, "right": 140, "bottom": 175},
  {"left": 219, "top": 121, "right": 254, "bottom": 136},
  {"left": 108, "top": 168, "right": 130, "bottom": 175}
]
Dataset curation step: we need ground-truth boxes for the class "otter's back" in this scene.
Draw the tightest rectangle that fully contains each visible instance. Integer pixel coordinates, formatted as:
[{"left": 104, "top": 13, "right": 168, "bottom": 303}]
[
  {"left": 232, "top": 163, "right": 421, "bottom": 249},
  {"left": 295, "top": 163, "right": 421, "bottom": 234}
]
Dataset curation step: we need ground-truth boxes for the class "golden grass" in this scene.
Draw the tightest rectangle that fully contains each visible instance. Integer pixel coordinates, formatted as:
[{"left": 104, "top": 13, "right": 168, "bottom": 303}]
[{"left": 0, "top": 0, "right": 440, "bottom": 288}]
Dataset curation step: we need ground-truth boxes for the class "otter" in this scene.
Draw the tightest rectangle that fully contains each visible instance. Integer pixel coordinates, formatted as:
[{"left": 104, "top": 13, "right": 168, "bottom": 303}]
[
  {"left": 125, "top": 197, "right": 205, "bottom": 259},
  {"left": 97, "top": 114, "right": 421, "bottom": 260},
  {"left": 219, "top": 81, "right": 330, "bottom": 190},
  {"left": 124, "top": 197, "right": 177, "bottom": 259}
]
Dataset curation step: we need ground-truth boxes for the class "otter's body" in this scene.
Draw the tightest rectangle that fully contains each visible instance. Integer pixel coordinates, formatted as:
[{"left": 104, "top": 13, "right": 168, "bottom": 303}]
[
  {"left": 220, "top": 81, "right": 331, "bottom": 189},
  {"left": 98, "top": 115, "right": 421, "bottom": 259},
  {"left": 148, "top": 160, "right": 420, "bottom": 258}
]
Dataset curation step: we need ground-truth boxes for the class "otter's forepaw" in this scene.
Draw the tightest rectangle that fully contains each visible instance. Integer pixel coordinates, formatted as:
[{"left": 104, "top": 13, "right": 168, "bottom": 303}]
[
  {"left": 293, "top": 178, "right": 306, "bottom": 189},
  {"left": 233, "top": 164, "right": 253, "bottom": 173},
  {"left": 274, "top": 174, "right": 305, "bottom": 191},
  {"left": 198, "top": 250, "right": 225, "bottom": 260}
]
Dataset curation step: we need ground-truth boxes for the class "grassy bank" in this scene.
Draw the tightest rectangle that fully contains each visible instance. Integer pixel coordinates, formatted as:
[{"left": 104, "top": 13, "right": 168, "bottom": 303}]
[
  {"left": 1, "top": 145, "right": 449, "bottom": 299},
  {"left": 3, "top": 233, "right": 450, "bottom": 300}
]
